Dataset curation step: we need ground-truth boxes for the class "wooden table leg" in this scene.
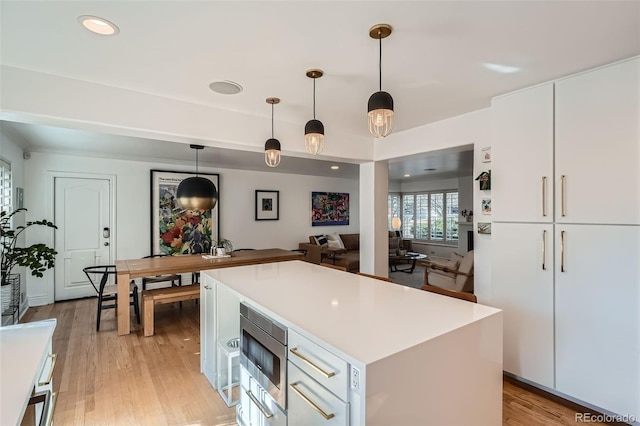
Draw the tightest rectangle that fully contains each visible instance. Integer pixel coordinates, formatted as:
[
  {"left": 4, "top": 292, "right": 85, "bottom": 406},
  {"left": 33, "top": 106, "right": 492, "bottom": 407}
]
[{"left": 117, "top": 271, "right": 131, "bottom": 335}]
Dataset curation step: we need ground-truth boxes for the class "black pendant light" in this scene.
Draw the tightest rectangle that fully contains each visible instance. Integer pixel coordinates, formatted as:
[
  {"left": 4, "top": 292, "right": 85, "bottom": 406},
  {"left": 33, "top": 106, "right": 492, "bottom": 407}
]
[
  {"left": 265, "top": 97, "right": 281, "bottom": 167},
  {"left": 176, "top": 144, "right": 218, "bottom": 211},
  {"left": 305, "top": 69, "right": 325, "bottom": 155},
  {"left": 368, "top": 24, "right": 394, "bottom": 138}
]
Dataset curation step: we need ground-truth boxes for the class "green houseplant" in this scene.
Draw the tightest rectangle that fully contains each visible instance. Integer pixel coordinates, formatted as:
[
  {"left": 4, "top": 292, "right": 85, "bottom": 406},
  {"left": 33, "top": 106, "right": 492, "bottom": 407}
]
[{"left": 1, "top": 208, "right": 58, "bottom": 285}]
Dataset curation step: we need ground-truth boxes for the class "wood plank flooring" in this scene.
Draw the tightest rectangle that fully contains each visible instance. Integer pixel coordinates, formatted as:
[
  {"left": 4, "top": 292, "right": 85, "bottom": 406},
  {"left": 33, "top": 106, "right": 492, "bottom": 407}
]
[{"left": 21, "top": 298, "right": 605, "bottom": 426}]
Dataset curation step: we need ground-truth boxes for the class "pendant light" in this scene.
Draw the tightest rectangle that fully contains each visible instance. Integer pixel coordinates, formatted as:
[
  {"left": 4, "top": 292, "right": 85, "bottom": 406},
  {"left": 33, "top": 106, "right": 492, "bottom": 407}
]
[
  {"left": 265, "top": 97, "right": 281, "bottom": 167},
  {"left": 176, "top": 144, "right": 218, "bottom": 211},
  {"left": 305, "top": 69, "right": 325, "bottom": 155},
  {"left": 368, "top": 24, "right": 394, "bottom": 138}
]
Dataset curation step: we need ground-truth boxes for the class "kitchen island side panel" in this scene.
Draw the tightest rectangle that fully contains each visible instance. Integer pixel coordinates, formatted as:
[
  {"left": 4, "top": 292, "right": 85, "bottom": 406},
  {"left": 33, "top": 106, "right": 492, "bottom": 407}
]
[{"left": 365, "top": 312, "right": 503, "bottom": 426}]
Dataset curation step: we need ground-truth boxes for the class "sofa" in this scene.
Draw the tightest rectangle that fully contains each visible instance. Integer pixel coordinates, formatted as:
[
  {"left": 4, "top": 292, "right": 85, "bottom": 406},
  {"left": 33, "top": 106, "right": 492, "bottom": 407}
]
[
  {"left": 299, "top": 233, "right": 361, "bottom": 272},
  {"left": 298, "top": 232, "right": 412, "bottom": 273}
]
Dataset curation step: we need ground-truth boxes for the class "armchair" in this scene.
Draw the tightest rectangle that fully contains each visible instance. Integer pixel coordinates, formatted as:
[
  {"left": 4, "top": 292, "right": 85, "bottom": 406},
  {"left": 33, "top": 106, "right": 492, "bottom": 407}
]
[{"left": 423, "top": 250, "right": 474, "bottom": 293}]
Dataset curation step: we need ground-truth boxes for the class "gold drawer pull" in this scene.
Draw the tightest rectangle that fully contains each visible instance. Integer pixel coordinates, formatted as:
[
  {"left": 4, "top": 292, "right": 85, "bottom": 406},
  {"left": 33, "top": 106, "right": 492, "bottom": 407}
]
[
  {"left": 290, "top": 382, "right": 335, "bottom": 420},
  {"left": 246, "top": 390, "right": 273, "bottom": 419},
  {"left": 290, "top": 348, "right": 335, "bottom": 378},
  {"left": 47, "top": 392, "right": 58, "bottom": 426},
  {"left": 38, "top": 353, "right": 57, "bottom": 386}
]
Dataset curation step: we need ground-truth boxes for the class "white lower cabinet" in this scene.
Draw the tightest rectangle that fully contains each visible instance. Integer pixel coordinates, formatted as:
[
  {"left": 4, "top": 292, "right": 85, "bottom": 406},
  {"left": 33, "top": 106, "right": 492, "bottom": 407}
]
[
  {"left": 492, "top": 223, "right": 640, "bottom": 418},
  {"left": 288, "top": 362, "right": 349, "bottom": 426},
  {"left": 238, "top": 365, "right": 286, "bottom": 426},
  {"left": 555, "top": 224, "right": 640, "bottom": 419},
  {"left": 491, "top": 223, "right": 554, "bottom": 388}
]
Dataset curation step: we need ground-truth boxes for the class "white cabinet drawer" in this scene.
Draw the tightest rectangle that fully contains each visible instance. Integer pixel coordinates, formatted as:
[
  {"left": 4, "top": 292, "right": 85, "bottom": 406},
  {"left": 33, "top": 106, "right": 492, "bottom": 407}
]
[
  {"left": 288, "top": 362, "right": 349, "bottom": 426},
  {"left": 288, "top": 329, "right": 348, "bottom": 401}
]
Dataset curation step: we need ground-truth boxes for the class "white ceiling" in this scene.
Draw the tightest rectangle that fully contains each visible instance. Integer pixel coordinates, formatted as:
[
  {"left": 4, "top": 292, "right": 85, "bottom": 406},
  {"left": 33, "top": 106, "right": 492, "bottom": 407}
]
[{"left": 1, "top": 1, "right": 639, "bottom": 178}]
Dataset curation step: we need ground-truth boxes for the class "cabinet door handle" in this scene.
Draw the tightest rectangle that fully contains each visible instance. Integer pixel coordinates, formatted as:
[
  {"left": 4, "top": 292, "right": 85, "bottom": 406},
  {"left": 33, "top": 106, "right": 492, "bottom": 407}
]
[
  {"left": 542, "top": 177, "right": 547, "bottom": 217},
  {"left": 561, "top": 175, "right": 567, "bottom": 217},
  {"left": 561, "top": 230, "right": 566, "bottom": 272},
  {"left": 290, "top": 347, "right": 336, "bottom": 378},
  {"left": 47, "top": 392, "right": 57, "bottom": 426},
  {"left": 290, "top": 382, "right": 335, "bottom": 420},
  {"left": 246, "top": 389, "right": 274, "bottom": 419},
  {"left": 542, "top": 230, "right": 547, "bottom": 271},
  {"left": 38, "top": 353, "right": 57, "bottom": 386}
]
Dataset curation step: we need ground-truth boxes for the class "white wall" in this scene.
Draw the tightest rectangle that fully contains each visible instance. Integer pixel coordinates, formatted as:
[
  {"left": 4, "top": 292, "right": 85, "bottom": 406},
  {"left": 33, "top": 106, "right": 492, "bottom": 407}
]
[
  {"left": 0, "top": 127, "right": 27, "bottom": 322},
  {"left": 24, "top": 151, "right": 359, "bottom": 305}
]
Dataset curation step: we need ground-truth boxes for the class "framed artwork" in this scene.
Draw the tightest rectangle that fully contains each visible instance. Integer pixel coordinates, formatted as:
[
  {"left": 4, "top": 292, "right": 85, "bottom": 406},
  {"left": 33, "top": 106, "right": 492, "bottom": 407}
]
[
  {"left": 481, "top": 146, "right": 491, "bottom": 163},
  {"left": 15, "top": 187, "right": 23, "bottom": 209},
  {"left": 478, "top": 222, "right": 492, "bottom": 234},
  {"left": 255, "top": 190, "right": 279, "bottom": 221},
  {"left": 482, "top": 198, "right": 492, "bottom": 215},
  {"left": 312, "top": 192, "right": 349, "bottom": 226},
  {"left": 150, "top": 170, "right": 219, "bottom": 255}
]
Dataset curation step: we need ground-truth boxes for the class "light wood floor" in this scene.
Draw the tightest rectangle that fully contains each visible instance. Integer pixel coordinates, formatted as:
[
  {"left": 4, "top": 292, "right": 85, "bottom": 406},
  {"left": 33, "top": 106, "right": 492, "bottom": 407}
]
[{"left": 22, "top": 298, "right": 604, "bottom": 426}]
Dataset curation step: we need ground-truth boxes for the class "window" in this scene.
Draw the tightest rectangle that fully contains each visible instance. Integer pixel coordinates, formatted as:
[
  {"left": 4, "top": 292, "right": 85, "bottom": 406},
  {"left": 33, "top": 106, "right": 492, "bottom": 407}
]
[
  {"left": 0, "top": 158, "right": 11, "bottom": 213},
  {"left": 392, "top": 190, "right": 458, "bottom": 243}
]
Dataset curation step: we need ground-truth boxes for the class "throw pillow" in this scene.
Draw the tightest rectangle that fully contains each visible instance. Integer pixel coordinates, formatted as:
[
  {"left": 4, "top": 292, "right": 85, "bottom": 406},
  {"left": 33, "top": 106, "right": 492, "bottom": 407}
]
[
  {"left": 325, "top": 232, "right": 345, "bottom": 249},
  {"left": 314, "top": 234, "right": 328, "bottom": 247}
]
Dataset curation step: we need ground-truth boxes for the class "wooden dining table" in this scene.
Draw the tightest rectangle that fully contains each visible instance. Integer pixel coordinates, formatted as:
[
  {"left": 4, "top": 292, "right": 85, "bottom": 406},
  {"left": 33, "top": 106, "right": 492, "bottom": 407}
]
[{"left": 115, "top": 248, "right": 303, "bottom": 335}]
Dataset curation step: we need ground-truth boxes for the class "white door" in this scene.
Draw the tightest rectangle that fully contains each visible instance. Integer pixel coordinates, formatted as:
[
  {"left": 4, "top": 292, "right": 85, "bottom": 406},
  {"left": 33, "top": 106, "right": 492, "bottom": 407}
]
[
  {"left": 491, "top": 83, "right": 554, "bottom": 223},
  {"left": 54, "top": 177, "right": 113, "bottom": 301},
  {"left": 555, "top": 224, "right": 640, "bottom": 418},
  {"left": 555, "top": 57, "right": 640, "bottom": 225},
  {"left": 490, "top": 222, "right": 555, "bottom": 388}
]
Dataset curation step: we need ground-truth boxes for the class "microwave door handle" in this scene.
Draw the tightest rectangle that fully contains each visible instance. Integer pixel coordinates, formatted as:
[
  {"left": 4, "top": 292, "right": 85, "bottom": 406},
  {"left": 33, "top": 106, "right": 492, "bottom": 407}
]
[{"left": 246, "top": 389, "right": 274, "bottom": 419}]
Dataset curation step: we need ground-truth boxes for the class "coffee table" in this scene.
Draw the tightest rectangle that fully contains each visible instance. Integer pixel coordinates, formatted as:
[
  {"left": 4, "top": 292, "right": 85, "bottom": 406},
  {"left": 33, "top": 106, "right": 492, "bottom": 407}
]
[{"left": 389, "top": 252, "right": 427, "bottom": 273}]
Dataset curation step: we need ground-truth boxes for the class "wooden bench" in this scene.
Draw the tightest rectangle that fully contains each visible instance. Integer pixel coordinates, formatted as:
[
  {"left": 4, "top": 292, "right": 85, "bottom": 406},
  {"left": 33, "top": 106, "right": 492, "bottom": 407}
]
[{"left": 141, "top": 284, "right": 200, "bottom": 337}]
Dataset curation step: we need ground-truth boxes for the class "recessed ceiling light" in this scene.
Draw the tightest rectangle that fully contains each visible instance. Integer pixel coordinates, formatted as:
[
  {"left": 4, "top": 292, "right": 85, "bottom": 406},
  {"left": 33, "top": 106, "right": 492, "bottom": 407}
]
[
  {"left": 209, "top": 81, "right": 243, "bottom": 95},
  {"left": 78, "top": 15, "right": 119, "bottom": 36},
  {"left": 483, "top": 63, "right": 520, "bottom": 74},
  {"left": 424, "top": 168, "right": 436, "bottom": 171},
  {"left": 403, "top": 173, "right": 411, "bottom": 177},
  {"left": 331, "top": 166, "right": 340, "bottom": 170}
]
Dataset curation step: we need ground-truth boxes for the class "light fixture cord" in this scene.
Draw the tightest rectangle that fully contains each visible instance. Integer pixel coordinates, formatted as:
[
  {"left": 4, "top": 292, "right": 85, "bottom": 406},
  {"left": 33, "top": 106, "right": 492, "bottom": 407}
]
[
  {"left": 379, "top": 31, "right": 383, "bottom": 91},
  {"left": 271, "top": 103, "right": 274, "bottom": 138},
  {"left": 195, "top": 148, "right": 199, "bottom": 176},
  {"left": 313, "top": 77, "right": 316, "bottom": 119}
]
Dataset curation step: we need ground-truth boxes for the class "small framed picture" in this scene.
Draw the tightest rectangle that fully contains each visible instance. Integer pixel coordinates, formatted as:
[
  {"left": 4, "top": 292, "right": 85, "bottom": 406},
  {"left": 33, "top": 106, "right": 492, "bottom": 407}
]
[
  {"left": 481, "top": 146, "right": 491, "bottom": 163},
  {"left": 482, "top": 198, "right": 492, "bottom": 215},
  {"left": 478, "top": 222, "right": 492, "bottom": 234},
  {"left": 255, "top": 190, "right": 279, "bottom": 221}
]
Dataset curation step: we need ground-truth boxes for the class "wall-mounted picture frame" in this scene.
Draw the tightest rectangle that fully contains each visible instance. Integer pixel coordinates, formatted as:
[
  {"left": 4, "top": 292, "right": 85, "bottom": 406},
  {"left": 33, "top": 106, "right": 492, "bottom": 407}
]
[
  {"left": 312, "top": 192, "right": 349, "bottom": 226},
  {"left": 255, "top": 190, "right": 279, "bottom": 221},
  {"left": 15, "top": 187, "right": 23, "bottom": 209},
  {"left": 478, "top": 222, "right": 492, "bottom": 234},
  {"left": 482, "top": 146, "right": 491, "bottom": 163},
  {"left": 481, "top": 198, "right": 492, "bottom": 215},
  {"left": 150, "top": 170, "right": 219, "bottom": 256}
]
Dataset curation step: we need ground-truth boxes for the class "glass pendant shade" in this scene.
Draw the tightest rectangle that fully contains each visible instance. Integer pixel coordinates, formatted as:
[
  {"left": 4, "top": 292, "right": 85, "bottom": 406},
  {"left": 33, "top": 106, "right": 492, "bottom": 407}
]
[
  {"left": 264, "top": 138, "right": 281, "bottom": 168},
  {"left": 368, "top": 91, "right": 394, "bottom": 138},
  {"left": 304, "top": 119, "right": 325, "bottom": 155},
  {"left": 176, "top": 145, "right": 218, "bottom": 211}
]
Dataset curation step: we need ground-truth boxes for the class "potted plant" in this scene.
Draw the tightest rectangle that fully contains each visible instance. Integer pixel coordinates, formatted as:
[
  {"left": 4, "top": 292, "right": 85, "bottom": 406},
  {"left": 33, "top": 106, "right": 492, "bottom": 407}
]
[
  {"left": 214, "top": 238, "right": 233, "bottom": 256},
  {"left": 1, "top": 208, "right": 57, "bottom": 305}
]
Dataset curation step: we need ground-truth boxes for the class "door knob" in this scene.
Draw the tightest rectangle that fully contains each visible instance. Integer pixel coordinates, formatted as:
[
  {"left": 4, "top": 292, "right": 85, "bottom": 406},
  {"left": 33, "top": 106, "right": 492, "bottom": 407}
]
[{"left": 104, "top": 242, "right": 109, "bottom": 246}]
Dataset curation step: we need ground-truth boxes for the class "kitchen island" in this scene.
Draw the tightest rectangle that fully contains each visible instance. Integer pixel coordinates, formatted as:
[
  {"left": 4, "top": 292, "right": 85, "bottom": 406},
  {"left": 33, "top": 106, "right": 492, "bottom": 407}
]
[{"left": 201, "top": 260, "right": 502, "bottom": 425}]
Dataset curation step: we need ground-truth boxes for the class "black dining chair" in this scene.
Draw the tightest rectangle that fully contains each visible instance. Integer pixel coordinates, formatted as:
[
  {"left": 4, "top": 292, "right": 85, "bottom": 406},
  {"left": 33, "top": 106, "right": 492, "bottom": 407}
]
[
  {"left": 83, "top": 265, "right": 140, "bottom": 331},
  {"left": 140, "top": 254, "right": 182, "bottom": 290}
]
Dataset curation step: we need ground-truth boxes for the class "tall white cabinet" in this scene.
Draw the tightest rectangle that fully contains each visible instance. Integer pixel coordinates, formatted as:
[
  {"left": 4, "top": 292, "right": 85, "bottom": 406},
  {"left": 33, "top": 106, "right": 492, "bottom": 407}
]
[{"left": 491, "top": 56, "right": 640, "bottom": 418}]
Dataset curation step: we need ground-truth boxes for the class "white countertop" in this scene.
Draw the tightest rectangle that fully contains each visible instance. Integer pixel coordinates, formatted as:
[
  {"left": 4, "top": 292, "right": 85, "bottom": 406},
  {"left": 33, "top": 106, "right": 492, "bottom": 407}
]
[
  {"left": 204, "top": 261, "right": 500, "bottom": 366},
  {"left": 0, "top": 319, "right": 56, "bottom": 425}
]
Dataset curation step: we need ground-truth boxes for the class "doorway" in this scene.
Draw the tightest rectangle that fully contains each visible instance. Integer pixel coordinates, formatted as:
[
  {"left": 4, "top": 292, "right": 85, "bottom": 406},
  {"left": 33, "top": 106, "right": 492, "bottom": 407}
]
[{"left": 54, "top": 175, "right": 115, "bottom": 301}]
